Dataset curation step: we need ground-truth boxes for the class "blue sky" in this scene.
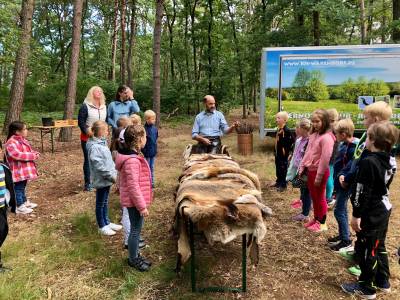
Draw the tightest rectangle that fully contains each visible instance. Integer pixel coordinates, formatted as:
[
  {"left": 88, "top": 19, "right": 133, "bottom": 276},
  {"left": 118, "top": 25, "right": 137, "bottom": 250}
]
[{"left": 264, "top": 46, "right": 400, "bottom": 88}]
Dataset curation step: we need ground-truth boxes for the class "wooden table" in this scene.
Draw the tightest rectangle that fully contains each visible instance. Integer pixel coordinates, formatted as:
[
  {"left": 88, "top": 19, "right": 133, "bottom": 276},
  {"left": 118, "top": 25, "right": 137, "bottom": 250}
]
[{"left": 31, "top": 120, "right": 78, "bottom": 153}]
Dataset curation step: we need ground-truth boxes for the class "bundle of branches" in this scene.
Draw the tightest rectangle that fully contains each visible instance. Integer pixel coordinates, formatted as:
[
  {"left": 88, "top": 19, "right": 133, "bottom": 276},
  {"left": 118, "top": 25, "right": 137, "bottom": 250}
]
[{"left": 235, "top": 122, "right": 254, "bottom": 134}]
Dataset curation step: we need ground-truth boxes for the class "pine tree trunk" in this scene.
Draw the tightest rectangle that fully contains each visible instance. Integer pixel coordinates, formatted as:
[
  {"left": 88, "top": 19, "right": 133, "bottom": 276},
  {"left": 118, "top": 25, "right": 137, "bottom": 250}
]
[
  {"left": 360, "top": 0, "right": 367, "bottom": 44},
  {"left": 3, "top": 0, "right": 35, "bottom": 134},
  {"left": 207, "top": 0, "right": 213, "bottom": 94},
  {"left": 127, "top": 0, "right": 136, "bottom": 88},
  {"left": 153, "top": 0, "right": 163, "bottom": 128},
  {"left": 109, "top": 0, "right": 119, "bottom": 81},
  {"left": 190, "top": 0, "right": 199, "bottom": 113},
  {"left": 226, "top": 0, "right": 247, "bottom": 119},
  {"left": 313, "top": 11, "right": 320, "bottom": 46},
  {"left": 393, "top": 0, "right": 400, "bottom": 41},
  {"left": 59, "top": 0, "right": 83, "bottom": 142},
  {"left": 120, "top": 0, "right": 127, "bottom": 84}
]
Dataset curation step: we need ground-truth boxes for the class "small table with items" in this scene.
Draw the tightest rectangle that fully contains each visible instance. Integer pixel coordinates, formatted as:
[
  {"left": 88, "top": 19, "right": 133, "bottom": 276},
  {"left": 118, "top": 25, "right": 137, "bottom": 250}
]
[{"left": 31, "top": 119, "right": 78, "bottom": 153}]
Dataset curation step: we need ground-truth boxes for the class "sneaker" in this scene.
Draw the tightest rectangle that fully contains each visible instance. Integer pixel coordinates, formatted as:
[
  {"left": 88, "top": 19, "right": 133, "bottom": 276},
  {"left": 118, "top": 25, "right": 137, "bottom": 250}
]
[
  {"left": 124, "top": 244, "right": 128, "bottom": 250},
  {"left": 339, "top": 249, "right": 355, "bottom": 261},
  {"left": 348, "top": 265, "right": 361, "bottom": 277},
  {"left": 327, "top": 235, "right": 341, "bottom": 246},
  {"left": 307, "top": 221, "right": 328, "bottom": 232},
  {"left": 25, "top": 200, "right": 38, "bottom": 209},
  {"left": 376, "top": 281, "right": 391, "bottom": 293},
  {"left": 291, "top": 199, "right": 302, "bottom": 209},
  {"left": 108, "top": 223, "right": 122, "bottom": 231},
  {"left": 99, "top": 226, "right": 116, "bottom": 236},
  {"left": 292, "top": 213, "right": 309, "bottom": 222},
  {"left": 330, "top": 240, "right": 352, "bottom": 252},
  {"left": 138, "top": 254, "right": 152, "bottom": 266},
  {"left": 139, "top": 241, "right": 146, "bottom": 249},
  {"left": 140, "top": 237, "right": 145, "bottom": 243},
  {"left": 127, "top": 257, "right": 150, "bottom": 272},
  {"left": 276, "top": 186, "right": 287, "bottom": 192},
  {"left": 341, "top": 282, "right": 376, "bottom": 299},
  {"left": 84, "top": 184, "right": 93, "bottom": 192},
  {"left": 327, "top": 199, "right": 336, "bottom": 209},
  {"left": 304, "top": 219, "right": 316, "bottom": 228},
  {"left": 16, "top": 204, "right": 33, "bottom": 214}
]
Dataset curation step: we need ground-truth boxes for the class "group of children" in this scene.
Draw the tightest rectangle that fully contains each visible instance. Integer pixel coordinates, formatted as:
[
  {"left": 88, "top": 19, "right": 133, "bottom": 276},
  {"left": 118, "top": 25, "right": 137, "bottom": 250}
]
[
  {"left": 87, "top": 110, "right": 158, "bottom": 272},
  {"left": 274, "top": 101, "right": 399, "bottom": 299}
]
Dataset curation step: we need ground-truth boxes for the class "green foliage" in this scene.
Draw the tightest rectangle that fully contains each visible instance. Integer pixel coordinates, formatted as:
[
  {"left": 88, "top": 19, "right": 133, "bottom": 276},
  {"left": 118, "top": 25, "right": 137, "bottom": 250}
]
[
  {"left": 292, "top": 68, "right": 329, "bottom": 101},
  {"left": 338, "top": 77, "right": 391, "bottom": 103}
]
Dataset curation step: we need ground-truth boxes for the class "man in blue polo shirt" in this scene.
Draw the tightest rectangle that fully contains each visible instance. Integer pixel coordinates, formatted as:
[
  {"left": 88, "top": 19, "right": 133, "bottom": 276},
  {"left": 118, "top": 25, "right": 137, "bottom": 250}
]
[{"left": 192, "top": 95, "right": 239, "bottom": 154}]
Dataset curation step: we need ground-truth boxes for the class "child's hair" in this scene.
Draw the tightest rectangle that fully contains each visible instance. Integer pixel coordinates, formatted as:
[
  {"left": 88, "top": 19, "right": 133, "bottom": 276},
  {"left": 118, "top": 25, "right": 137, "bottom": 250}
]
[
  {"left": 298, "top": 118, "right": 311, "bottom": 131},
  {"left": 130, "top": 114, "right": 142, "bottom": 125},
  {"left": 144, "top": 110, "right": 156, "bottom": 120},
  {"left": 334, "top": 118, "right": 355, "bottom": 137},
  {"left": 116, "top": 116, "right": 131, "bottom": 128},
  {"left": 124, "top": 125, "right": 146, "bottom": 153},
  {"left": 7, "top": 121, "right": 26, "bottom": 140},
  {"left": 326, "top": 108, "right": 339, "bottom": 123},
  {"left": 364, "top": 101, "right": 392, "bottom": 122},
  {"left": 311, "top": 109, "right": 330, "bottom": 134},
  {"left": 110, "top": 127, "right": 123, "bottom": 151},
  {"left": 276, "top": 111, "right": 289, "bottom": 122},
  {"left": 91, "top": 120, "right": 108, "bottom": 137},
  {"left": 367, "top": 121, "right": 399, "bottom": 152}
]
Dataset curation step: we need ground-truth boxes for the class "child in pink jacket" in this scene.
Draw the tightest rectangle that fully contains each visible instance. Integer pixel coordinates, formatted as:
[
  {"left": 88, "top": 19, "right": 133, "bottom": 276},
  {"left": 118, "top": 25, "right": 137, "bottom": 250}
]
[
  {"left": 299, "top": 109, "right": 335, "bottom": 233},
  {"left": 115, "top": 124, "right": 152, "bottom": 272}
]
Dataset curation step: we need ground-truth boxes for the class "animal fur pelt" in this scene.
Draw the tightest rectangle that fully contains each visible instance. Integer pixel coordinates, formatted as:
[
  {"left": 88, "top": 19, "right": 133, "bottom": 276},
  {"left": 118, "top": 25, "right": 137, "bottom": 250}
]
[{"left": 174, "top": 145, "right": 272, "bottom": 272}]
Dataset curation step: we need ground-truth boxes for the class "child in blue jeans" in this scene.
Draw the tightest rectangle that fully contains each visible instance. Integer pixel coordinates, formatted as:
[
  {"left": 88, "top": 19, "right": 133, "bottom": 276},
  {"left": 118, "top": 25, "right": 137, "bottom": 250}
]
[
  {"left": 327, "top": 119, "right": 358, "bottom": 251},
  {"left": 87, "top": 120, "right": 121, "bottom": 236},
  {"left": 142, "top": 110, "right": 158, "bottom": 187}
]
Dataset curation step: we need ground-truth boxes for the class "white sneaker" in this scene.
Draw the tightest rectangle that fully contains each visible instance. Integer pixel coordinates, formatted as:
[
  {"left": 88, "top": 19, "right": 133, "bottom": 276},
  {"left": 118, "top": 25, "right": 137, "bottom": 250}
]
[
  {"left": 108, "top": 223, "right": 122, "bottom": 231},
  {"left": 16, "top": 204, "right": 33, "bottom": 214},
  {"left": 25, "top": 200, "right": 38, "bottom": 209},
  {"left": 99, "top": 226, "right": 116, "bottom": 236}
]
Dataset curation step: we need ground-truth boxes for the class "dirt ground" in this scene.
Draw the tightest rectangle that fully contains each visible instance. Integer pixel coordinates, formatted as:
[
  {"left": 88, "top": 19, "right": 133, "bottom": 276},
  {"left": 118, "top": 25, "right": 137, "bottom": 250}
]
[{"left": 2, "top": 114, "right": 400, "bottom": 299}]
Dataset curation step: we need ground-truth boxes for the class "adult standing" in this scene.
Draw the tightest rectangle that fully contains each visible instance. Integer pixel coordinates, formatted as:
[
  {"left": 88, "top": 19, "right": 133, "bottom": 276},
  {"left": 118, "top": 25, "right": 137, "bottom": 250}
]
[
  {"left": 192, "top": 95, "right": 239, "bottom": 154},
  {"left": 107, "top": 85, "right": 140, "bottom": 129},
  {"left": 78, "top": 86, "right": 107, "bottom": 191}
]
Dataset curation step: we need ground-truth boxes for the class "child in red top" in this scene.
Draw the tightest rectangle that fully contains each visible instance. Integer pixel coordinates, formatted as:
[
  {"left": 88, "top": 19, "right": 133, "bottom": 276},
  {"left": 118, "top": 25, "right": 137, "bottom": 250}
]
[
  {"left": 5, "top": 121, "right": 40, "bottom": 215},
  {"left": 299, "top": 109, "right": 335, "bottom": 232}
]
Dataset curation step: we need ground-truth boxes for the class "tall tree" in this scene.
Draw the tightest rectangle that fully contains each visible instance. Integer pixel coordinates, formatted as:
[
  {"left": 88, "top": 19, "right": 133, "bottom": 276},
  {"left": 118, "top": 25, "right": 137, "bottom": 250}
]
[
  {"left": 120, "top": 0, "right": 127, "bottom": 84},
  {"left": 394, "top": 0, "right": 400, "bottom": 41},
  {"left": 153, "top": 0, "right": 164, "bottom": 128},
  {"left": 3, "top": 0, "right": 35, "bottom": 134},
  {"left": 59, "top": 0, "right": 83, "bottom": 142},
  {"left": 164, "top": 0, "right": 176, "bottom": 81},
  {"left": 360, "top": 0, "right": 367, "bottom": 44},
  {"left": 109, "top": 0, "right": 119, "bottom": 81},
  {"left": 312, "top": 10, "right": 320, "bottom": 46},
  {"left": 127, "top": 0, "right": 136, "bottom": 88},
  {"left": 207, "top": 0, "right": 213, "bottom": 94},
  {"left": 226, "top": 0, "right": 247, "bottom": 119}
]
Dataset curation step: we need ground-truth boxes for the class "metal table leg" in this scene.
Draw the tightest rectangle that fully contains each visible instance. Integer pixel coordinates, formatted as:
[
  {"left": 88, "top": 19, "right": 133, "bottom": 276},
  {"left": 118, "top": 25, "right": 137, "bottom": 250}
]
[{"left": 50, "top": 128, "right": 54, "bottom": 153}]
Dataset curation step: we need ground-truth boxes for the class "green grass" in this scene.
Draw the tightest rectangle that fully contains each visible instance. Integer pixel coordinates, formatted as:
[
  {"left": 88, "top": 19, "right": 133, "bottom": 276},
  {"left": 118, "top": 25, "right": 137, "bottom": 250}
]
[
  {"left": 265, "top": 98, "right": 400, "bottom": 128},
  {"left": 0, "top": 111, "right": 65, "bottom": 128}
]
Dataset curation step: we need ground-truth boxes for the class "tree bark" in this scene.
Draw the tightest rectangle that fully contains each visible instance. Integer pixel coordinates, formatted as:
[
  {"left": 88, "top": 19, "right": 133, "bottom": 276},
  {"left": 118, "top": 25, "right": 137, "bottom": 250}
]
[
  {"left": 164, "top": 0, "right": 176, "bottom": 81},
  {"left": 190, "top": 0, "right": 199, "bottom": 113},
  {"left": 360, "top": 0, "right": 367, "bottom": 44},
  {"left": 393, "top": 0, "right": 400, "bottom": 41},
  {"left": 59, "top": 0, "right": 83, "bottom": 142},
  {"left": 294, "top": 0, "right": 304, "bottom": 26},
  {"left": 127, "top": 0, "right": 136, "bottom": 88},
  {"left": 120, "top": 0, "right": 127, "bottom": 84},
  {"left": 109, "top": 0, "right": 119, "bottom": 81},
  {"left": 312, "top": 10, "right": 320, "bottom": 46},
  {"left": 226, "top": 0, "right": 247, "bottom": 119},
  {"left": 3, "top": 0, "right": 35, "bottom": 134},
  {"left": 153, "top": 0, "right": 163, "bottom": 128},
  {"left": 207, "top": 0, "right": 213, "bottom": 94}
]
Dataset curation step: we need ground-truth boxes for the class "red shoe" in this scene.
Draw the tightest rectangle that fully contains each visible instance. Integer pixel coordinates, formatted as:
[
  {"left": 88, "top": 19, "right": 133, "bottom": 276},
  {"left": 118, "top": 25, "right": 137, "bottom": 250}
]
[
  {"left": 291, "top": 199, "right": 302, "bottom": 209},
  {"left": 304, "top": 219, "right": 316, "bottom": 228}
]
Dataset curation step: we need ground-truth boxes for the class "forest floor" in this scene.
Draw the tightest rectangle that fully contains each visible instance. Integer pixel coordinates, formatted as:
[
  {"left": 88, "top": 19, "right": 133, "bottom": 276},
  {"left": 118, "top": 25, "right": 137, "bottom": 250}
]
[{"left": 1, "top": 110, "right": 400, "bottom": 300}]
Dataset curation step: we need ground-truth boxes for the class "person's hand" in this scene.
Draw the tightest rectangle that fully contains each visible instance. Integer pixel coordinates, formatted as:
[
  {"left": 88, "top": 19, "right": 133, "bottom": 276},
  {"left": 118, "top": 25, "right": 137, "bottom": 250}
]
[
  {"left": 351, "top": 217, "right": 361, "bottom": 232},
  {"left": 339, "top": 175, "right": 348, "bottom": 189},
  {"left": 140, "top": 208, "right": 149, "bottom": 217},
  {"left": 232, "top": 121, "right": 240, "bottom": 128},
  {"left": 34, "top": 152, "right": 40, "bottom": 160},
  {"left": 86, "top": 128, "right": 93, "bottom": 137},
  {"left": 288, "top": 154, "right": 292, "bottom": 162},
  {"left": 202, "top": 137, "right": 211, "bottom": 145},
  {"left": 314, "top": 178, "right": 321, "bottom": 187},
  {"left": 126, "top": 88, "right": 133, "bottom": 99}
]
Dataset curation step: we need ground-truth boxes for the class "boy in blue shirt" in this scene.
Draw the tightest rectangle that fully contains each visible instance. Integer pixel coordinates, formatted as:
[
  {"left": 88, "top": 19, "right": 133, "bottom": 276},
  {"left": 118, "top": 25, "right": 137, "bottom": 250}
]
[{"left": 142, "top": 110, "right": 158, "bottom": 187}]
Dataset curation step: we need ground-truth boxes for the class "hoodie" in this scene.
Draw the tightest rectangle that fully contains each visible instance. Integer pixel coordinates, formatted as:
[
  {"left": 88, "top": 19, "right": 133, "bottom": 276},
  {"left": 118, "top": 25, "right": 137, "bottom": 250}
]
[
  {"left": 351, "top": 151, "right": 394, "bottom": 229},
  {"left": 114, "top": 151, "right": 152, "bottom": 212},
  {"left": 87, "top": 137, "right": 117, "bottom": 188},
  {"left": 107, "top": 99, "right": 140, "bottom": 128},
  {"left": 333, "top": 137, "right": 359, "bottom": 189},
  {"left": 78, "top": 98, "right": 107, "bottom": 141}
]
